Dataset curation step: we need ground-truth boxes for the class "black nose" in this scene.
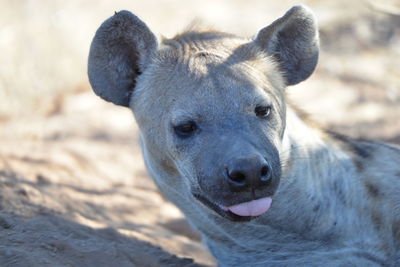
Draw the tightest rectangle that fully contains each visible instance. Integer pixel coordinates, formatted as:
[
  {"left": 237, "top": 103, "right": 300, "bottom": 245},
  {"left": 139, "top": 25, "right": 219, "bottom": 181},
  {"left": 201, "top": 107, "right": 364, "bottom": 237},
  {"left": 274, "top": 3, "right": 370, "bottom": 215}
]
[{"left": 225, "top": 155, "right": 272, "bottom": 191}]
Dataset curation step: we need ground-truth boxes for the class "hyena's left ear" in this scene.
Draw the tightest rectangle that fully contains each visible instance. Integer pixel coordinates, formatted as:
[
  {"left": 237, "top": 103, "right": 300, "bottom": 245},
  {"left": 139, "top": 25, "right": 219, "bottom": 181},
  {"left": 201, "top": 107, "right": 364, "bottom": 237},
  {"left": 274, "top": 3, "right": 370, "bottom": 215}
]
[
  {"left": 88, "top": 11, "right": 157, "bottom": 107},
  {"left": 254, "top": 5, "right": 319, "bottom": 85}
]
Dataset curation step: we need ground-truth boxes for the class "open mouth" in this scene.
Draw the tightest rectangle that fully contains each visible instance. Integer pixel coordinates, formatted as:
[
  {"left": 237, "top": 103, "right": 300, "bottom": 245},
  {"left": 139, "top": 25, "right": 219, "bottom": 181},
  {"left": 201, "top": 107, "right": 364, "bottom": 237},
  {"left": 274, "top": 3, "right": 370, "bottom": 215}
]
[{"left": 193, "top": 193, "right": 272, "bottom": 222}]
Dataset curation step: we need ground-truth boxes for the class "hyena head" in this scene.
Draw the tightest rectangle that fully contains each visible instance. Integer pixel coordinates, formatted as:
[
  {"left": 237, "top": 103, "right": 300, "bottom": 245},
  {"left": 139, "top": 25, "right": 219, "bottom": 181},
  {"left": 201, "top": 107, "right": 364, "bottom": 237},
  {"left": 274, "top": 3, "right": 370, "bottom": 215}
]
[{"left": 88, "top": 6, "right": 319, "bottom": 222}]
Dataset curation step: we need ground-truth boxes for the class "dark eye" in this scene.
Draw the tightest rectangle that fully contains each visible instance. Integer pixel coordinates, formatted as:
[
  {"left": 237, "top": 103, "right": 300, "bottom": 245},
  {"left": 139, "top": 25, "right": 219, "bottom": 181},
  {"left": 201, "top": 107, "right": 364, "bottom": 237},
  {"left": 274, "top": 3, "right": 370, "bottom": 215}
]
[
  {"left": 255, "top": 105, "right": 272, "bottom": 118},
  {"left": 174, "top": 121, "right": 198, "bottom": 138}
]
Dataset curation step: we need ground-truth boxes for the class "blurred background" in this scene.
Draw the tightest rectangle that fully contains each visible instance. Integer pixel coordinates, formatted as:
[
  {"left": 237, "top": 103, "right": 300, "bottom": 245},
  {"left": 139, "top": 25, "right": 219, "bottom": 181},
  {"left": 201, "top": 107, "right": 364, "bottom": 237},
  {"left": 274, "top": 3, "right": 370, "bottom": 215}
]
[{"left": 0, "top": 0, "right": 399, "bottom": 266}]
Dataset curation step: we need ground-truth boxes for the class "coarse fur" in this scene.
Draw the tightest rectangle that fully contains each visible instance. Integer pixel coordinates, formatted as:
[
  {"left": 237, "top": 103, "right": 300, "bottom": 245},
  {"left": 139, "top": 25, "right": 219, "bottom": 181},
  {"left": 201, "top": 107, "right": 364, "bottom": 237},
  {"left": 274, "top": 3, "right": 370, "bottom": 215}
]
[{"left": 88, "top": 6, "right": 400, "bottom": 266}]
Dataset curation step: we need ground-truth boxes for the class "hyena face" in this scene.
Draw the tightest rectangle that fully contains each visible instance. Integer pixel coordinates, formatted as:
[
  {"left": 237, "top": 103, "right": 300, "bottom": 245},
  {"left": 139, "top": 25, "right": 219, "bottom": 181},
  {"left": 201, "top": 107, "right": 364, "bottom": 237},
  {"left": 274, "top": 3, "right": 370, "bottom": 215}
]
[
  {"left": 133, "top": 40, "right": 287, "bottom": 221},
  {"left": 88, "top": 6, "right": 319, "bottom": 222}
]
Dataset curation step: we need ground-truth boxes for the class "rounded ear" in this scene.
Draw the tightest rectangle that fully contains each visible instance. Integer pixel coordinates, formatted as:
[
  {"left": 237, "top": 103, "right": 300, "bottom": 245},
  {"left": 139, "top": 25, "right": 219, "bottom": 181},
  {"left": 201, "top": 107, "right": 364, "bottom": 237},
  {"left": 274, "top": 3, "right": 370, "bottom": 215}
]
[
  {"left": 88, "top": 11, "right": 157, "bottom": 107},
  {"left": 254, "top": 5, "right": 319, "bottom": 85}
]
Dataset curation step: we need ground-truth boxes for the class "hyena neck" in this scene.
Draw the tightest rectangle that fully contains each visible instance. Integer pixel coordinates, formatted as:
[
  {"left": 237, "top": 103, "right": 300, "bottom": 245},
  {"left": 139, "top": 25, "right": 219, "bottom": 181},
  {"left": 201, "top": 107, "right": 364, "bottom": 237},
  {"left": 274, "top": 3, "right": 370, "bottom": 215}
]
[
  {"left": 282, "top": 106, "right": 354, "bottom": 186},
  {"left": 275, "top": 107, "right": 360, "bottom": 237}
]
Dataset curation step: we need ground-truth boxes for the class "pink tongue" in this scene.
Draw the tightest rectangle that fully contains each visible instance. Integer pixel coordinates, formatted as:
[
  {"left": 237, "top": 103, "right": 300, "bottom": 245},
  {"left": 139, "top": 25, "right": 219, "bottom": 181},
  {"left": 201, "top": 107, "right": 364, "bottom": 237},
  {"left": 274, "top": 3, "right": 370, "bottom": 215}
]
[{"left": 225, "top": 197, "right": 272, "bottom": 217}]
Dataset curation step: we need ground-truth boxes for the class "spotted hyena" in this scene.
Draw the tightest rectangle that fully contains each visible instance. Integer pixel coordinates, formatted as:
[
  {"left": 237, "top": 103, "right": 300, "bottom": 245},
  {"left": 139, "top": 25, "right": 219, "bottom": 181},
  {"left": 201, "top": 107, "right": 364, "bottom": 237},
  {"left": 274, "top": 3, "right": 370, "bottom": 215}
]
[{"left": 88, "top": 5, "right": 400, "bottom": 266}]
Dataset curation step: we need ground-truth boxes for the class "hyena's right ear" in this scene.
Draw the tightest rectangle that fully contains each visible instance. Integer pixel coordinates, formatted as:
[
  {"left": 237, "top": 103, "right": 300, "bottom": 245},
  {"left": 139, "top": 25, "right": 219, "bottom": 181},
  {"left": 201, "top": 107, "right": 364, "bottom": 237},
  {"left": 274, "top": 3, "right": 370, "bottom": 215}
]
[
  {"left": 254, "top": 5, "right": 319, "bottom": 86},
  {"left": 88, "top": 11, "right": 157, "bottom": 107}
]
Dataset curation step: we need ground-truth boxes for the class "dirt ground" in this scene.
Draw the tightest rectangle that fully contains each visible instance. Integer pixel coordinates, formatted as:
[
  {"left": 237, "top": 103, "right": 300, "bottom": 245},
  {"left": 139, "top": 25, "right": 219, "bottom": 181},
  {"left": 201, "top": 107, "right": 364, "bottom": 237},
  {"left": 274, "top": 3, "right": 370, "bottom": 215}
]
[{"left": 0, "top": 0, "right": 399, "bottom": 266}]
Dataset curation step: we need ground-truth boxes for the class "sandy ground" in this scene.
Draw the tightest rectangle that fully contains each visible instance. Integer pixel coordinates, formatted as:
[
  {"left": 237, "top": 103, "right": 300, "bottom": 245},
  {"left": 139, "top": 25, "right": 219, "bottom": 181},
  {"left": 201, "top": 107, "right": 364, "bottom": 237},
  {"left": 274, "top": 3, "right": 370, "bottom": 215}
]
[
  {"left": 0, "top": 0, "right": 399, "bottom": 266},
  {"left": 0, "top": 97, "right": 213, "bottom": 266}
]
